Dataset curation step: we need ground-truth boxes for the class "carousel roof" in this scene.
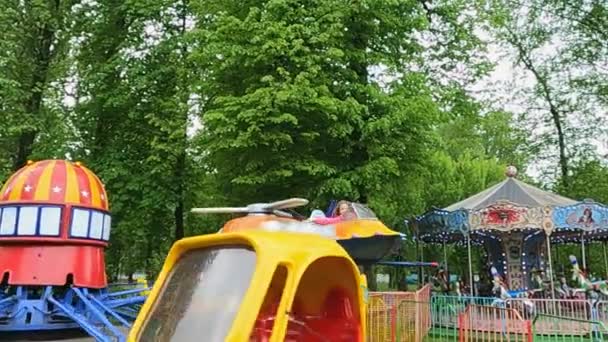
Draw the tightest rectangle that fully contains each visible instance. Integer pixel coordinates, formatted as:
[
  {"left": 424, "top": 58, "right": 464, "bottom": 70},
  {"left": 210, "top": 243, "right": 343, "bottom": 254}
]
[
  {"left": 413, "top": 166, "right": 607, "bottom": 243},
  {"left": 444, "top": 176, "right": 577, "bottom": 211}
]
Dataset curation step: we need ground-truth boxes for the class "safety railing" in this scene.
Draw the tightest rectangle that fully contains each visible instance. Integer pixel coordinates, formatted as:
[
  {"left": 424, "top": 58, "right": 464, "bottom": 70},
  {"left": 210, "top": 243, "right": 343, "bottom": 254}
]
[
  {"left": 532, "top": 313, "right": 608, "bottom": 341},
  {"left": 458, "top": 304, "right": 532, "bottom": 342},
  {"left": 367, "top": 285, "right": 431, "bottom": 342},
  {"left": 506, "top": 297, "right": 592, "bottom": 335},
  {"left": 430, "top": 294, "right": 608, "bottom": 339},
  {"left": 430, "top": 295, "right": 496, "bottom": 328}
]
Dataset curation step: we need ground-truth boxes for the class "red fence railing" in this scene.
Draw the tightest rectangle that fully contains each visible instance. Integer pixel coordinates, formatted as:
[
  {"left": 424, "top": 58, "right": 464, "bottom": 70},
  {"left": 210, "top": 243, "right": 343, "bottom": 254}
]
[{"left": 457, "top": 304, "right": 532, "bottom": 342}]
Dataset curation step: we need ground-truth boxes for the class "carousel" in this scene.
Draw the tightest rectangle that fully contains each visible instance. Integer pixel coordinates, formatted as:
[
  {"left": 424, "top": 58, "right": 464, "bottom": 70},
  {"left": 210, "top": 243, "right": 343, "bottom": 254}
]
[{"left": 413, "top": 166, "right": 608, "bottom": 298}]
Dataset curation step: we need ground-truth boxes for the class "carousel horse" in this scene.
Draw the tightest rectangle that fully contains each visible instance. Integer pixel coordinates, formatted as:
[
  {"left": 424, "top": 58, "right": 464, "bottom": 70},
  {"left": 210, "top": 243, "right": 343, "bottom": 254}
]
[
  {"left": 490, "top": 267, "right": 535, "bottom": 317},
  {"left": 569, "top": 255, "right": 608, "bottom": 300},
  {"left": 529, "top": 268, "right": 547, "bottom": 298},
  {"left": 556, "top": 274, "right": 574, "bottom": 299}
]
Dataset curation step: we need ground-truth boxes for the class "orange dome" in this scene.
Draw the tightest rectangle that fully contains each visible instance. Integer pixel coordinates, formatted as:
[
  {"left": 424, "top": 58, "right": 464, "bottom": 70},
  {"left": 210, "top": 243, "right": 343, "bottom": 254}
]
[{"left": 0, "top": 160, "right": 109, "bottom": 211}]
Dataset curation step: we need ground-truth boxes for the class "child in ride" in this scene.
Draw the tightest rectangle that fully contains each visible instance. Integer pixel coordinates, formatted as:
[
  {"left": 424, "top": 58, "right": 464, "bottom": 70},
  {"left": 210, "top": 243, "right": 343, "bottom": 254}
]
[{"left": 312, "top": 200, "right": 355, "bottom": 225}]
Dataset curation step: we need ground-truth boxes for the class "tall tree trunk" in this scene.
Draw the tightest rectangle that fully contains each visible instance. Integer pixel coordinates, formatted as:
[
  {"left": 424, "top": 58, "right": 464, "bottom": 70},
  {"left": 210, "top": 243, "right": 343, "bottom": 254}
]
[
  {"left": 508, "top": 29, "right": 570, "bottom": 186},
  {"left": 174, "top": 153, "right": 186, "bottom": 241},
  {"left": 173, "top": 0, "right": 190, "bottom": 242},
  {"left": 13, "top": 1, "right": 61, "bottom": 170}
]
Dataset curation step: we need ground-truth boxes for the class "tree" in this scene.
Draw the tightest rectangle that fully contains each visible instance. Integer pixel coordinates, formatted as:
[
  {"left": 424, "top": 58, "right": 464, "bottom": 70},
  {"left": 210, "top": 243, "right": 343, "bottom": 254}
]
[
  {"left": 0, "top": 0, "right": 76, "bottom": 173},
  {"left": 68, "top": 0, "right": 195, "bottom": 276},
  {"left": 485, "top": 0, "right": 607, "bottom": 185}
]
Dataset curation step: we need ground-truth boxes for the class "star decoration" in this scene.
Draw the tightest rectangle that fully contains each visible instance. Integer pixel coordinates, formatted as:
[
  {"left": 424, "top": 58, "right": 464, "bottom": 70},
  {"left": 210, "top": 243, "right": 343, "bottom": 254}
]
[
  {"left": 24, "top": 185, "right": 32, "bottom": 192},
  {"left": 81, "top": 191, "right": 89, "bottom": 198},
  {"left": 52, "top": 186, "right": 62, "bottom": 193}
]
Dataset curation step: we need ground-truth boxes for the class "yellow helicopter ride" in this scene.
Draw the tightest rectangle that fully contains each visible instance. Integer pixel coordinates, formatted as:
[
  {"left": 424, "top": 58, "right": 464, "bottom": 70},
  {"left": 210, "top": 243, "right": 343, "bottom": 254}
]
[{"left": 128, "top": 198, "right": 403, "bottom": 342}]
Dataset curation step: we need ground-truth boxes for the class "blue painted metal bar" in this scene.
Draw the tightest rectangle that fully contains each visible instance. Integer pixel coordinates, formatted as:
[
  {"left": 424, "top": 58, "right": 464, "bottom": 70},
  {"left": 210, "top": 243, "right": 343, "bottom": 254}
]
[
  {"left": 46, "top": 294, "right": 110, "bottom": 341},
  {"left": 72, "top": 288, "right": 125, "bottom": 342},
  {"left": 106, "top": 287, "right": 150, "bottom": 298},
  {"left": 376, "top": 261, "right": 439, "bottom": 267},
  {"left": 0, "top": 283, "right": 144, "bottom": 339},
  {"left": 103, "top": 295, "right": 147, "bottom": 309},
  {"left": 87, "top": 294, "right": 131, "bottom": 328}
]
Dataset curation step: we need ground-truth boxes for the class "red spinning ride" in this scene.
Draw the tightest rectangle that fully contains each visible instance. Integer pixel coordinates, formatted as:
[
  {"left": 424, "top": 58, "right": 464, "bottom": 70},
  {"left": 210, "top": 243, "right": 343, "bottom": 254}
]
[{"left": 0, "top": 160, "right": 111, "bottom": 288}]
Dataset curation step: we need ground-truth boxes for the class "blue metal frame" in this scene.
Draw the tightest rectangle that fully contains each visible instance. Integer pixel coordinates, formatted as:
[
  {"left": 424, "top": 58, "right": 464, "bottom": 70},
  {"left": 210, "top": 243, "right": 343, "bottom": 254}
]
[{"left": 0, "top": 284, "right": 149, "bottom": 341}]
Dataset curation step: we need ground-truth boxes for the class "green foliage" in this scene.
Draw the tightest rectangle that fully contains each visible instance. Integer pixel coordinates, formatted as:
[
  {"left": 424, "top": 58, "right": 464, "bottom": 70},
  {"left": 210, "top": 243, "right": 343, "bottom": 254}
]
[
  {"left": 12, "top": 0, "right": 606, "bottom": 281},
  {"left": 558, "top": 159, "right": 608, "bottom": 203}
]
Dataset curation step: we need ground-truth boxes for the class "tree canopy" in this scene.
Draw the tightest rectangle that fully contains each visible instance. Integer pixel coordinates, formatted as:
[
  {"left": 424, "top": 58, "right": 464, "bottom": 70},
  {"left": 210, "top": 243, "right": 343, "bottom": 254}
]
[{"left": 0, "top": 0, "right": 606, "bottom": 279}]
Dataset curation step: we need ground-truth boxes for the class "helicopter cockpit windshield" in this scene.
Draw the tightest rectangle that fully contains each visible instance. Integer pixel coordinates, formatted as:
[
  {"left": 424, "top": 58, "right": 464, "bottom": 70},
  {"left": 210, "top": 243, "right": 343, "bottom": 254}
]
[
  {"left": 137, "top": 245, "right": 257, "bottom": 342},
  {"left": 326, "top": 202, "right": 378, "bottom": 220},
  {"left": 349, "top": 203, "right": 378, "bottom": 220}
]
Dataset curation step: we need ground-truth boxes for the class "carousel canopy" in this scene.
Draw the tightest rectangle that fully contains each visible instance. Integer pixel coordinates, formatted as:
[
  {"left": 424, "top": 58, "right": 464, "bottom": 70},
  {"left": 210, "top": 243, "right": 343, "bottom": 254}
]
[
  {"left": 444, "top": 176, "right": 577, "bottom": 211},
  {"left": 414, "top": 166, "right": 608, "bottom": 244}
]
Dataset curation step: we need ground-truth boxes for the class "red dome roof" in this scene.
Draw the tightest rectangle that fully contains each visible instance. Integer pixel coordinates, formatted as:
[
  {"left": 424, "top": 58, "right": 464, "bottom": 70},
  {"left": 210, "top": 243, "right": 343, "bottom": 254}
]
[{"left": 0, "top": 160, "right": 109, "bottom": 211}]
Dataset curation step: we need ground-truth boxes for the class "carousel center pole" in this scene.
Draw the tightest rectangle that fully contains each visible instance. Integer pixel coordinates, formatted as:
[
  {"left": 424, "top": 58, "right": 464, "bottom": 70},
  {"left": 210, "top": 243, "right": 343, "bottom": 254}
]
[
  {"left": 443, "top": 239, "right": 449, "bottom": 291},
  {"left": 443, "top": 240, "right": 448, "bottom": 271},
  {"left": 581, "top": 233, "right": 587, "bottom": 269},
  {"left": 603, "top": 241, "right": 608, "bottom": 279},
  {"left": 545, "top": 233, "right": 556, "bottom": 300},
  {"left": 467, "top": 233, "right": 474, "bottom": 296}
]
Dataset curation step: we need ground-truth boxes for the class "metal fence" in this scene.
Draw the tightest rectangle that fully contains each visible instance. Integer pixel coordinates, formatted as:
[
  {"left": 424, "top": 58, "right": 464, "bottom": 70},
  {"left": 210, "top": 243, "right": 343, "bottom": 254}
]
[
  {"left": 458, "top": 304, "right": 532, "bottom": 342},
  {"left": 367, "top": 285, "right": 431, "bottom": 342},
  {"left": 532, "top": 313, "right": 608, "bottom": 341}
]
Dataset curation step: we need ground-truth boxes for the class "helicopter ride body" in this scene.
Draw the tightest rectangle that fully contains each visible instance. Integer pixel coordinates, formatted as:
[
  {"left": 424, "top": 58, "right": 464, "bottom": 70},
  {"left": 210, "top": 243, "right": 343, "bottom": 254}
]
[
  {"left": 128, "top": 229, "right": 367, "bottom": 342},
  {"left": 193, "top": 198, "right": 403, "bottom": 265},
  {"left": 129, "top": 198, "right": 435, "bottom": 341}
]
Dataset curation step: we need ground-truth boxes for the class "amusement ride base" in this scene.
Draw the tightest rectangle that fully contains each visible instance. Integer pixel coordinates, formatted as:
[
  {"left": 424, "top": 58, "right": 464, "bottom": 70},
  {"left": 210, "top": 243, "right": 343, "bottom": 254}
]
[{"left": 0, "top": 284, "right": 148, "bottom": 342}]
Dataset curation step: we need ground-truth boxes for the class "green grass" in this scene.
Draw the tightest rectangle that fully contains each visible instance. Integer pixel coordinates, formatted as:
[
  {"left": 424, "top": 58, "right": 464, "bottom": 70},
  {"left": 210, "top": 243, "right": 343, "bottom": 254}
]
[{"left": 423, "top": 327, "right": 605, "bottom": 342}]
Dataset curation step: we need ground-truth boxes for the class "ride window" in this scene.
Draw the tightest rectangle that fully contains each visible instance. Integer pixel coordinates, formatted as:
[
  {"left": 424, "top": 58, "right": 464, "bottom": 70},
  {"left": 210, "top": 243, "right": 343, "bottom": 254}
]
[
  {"left": 102, "top": 215, "right": 112, "bottom": 240},
  {"left": 39, "top": 207, "right": 61, "bottom": 236},
  {"left": 250, "top": 265, "right": 289, "bottom": 342},
  {"left": 138, "top": 245, "right": 257, "bottom": 342},
  {"left": 89, "top": 211, "right": 104, "bottom": 239},
  {"left": 70, "top": 208, "right": 112, "bottom": 241},
  {"left": 0, "top": 206, "right": 62, "bottom": 236},
  {"left": 71, "top": 209, "right": 89, "bottom": 237},
  {"left": 0, "top": 207, "right": 17, "bottom": 235},
  {"left": 17, "top": 206, "right": 38, "bottom": 235}
]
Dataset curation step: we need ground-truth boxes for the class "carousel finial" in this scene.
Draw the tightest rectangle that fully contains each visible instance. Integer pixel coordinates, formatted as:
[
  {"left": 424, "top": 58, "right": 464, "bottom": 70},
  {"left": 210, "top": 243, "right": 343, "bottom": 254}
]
[{"left": 505, "top": 165, "right": 518, "bottom": 178}]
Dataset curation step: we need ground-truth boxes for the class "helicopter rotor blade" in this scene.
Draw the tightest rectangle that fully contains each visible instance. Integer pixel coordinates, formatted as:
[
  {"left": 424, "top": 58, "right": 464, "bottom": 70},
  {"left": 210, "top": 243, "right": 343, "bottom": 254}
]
[
  {"left": 191, "top": 207, "right": 250, "bottom": 214},
  {"left": 263, "top": 198, "right": 309, "bottom": 210},
  {"left": 272, "top": 210, "right": 296, "bottom": 218}
]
